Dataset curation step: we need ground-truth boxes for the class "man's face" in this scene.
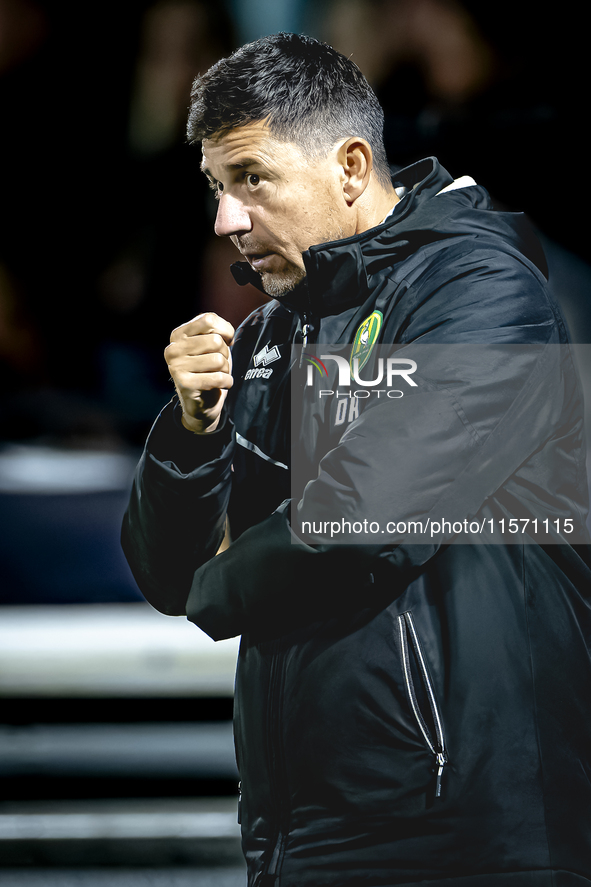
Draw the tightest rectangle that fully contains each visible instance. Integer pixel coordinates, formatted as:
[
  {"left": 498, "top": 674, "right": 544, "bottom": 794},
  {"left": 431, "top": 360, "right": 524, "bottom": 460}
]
[{"left": 201, "top": 121, "right": 354, "bottom": 297}]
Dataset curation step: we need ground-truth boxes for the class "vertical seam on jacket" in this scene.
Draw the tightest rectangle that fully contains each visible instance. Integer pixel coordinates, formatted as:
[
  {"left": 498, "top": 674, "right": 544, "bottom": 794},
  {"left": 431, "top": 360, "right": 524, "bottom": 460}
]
[
  {"left": 276, "top": 648, "right": 290, "bottom": 884},
  {"left": 522, "top": 543, "right": 555, "bottom": 879}
]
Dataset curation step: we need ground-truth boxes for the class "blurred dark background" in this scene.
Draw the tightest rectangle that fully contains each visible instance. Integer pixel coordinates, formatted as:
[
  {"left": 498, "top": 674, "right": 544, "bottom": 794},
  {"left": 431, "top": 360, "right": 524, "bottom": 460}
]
[
  {"left": 1, "top": 0, "right": 590, "bottom": 455},
  {"left": 0, "top": 1, "right": 590, "bottom": 882}
]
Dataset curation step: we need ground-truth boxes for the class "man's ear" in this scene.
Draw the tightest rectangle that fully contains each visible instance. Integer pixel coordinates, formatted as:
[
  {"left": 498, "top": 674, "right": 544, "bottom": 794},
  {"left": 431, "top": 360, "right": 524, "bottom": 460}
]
[{"left": 337, "top": 138, "right": 373, "bottom": 205}]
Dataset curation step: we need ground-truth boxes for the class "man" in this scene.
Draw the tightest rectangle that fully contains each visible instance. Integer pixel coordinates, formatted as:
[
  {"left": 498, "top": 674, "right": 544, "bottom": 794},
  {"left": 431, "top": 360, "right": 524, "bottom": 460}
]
[{"left": 122, "top": 33, "right": 591, "bottom": 886}]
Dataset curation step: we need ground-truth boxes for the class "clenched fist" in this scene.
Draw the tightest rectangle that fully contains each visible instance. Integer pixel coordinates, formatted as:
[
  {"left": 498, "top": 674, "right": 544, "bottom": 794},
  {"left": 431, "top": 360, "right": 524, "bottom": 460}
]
[{"left": 164, "top": 312, "right": 235, "bottom": 434}]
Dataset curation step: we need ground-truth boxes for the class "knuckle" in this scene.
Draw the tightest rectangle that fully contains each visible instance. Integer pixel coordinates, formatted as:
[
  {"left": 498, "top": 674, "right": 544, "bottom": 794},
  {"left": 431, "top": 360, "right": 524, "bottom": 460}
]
[
  {"left": 165, "top": 343, "right": 184, "bottom": 366},
  {"left": 200, "top": 312, "right": 218, "bottom": 327},
  {"left": 208, "top": 371, "right": 224, "bottom": 387}
]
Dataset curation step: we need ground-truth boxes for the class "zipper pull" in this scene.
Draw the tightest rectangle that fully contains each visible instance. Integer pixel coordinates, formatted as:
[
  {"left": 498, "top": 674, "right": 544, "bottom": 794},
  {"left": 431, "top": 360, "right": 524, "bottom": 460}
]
[
  {"left": 237, "top": 781, "right": 242, "bottom": 824},
  {"left": 299, "top": 318, "right": 313, "bottom": 368},
  {"left": 435, "top": 752, "right": 447, "bottom": 799}
]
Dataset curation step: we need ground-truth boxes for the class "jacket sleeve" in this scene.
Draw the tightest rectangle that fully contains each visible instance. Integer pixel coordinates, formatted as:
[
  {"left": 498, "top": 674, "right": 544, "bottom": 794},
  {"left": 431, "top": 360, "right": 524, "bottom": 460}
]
[
  {"left": 121, "top": 397, "right": 235, "bottom": 615},
  {"left": 185, "top": 254, "right": 588, "bottom": 640}
]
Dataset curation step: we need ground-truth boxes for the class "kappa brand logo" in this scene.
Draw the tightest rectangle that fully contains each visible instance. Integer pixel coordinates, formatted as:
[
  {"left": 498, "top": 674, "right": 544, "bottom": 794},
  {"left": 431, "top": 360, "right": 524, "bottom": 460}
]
[
  {"left": 349, "top": 311, "right": 383, "bottom": 376},
  {"left": 245, "top": 343, "right": 282, "bottom": 380}
]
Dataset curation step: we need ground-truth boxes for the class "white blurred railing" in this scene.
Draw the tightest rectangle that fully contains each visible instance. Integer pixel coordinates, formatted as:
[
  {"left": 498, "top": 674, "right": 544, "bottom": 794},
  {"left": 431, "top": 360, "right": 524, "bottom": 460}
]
[{"left": 0, "top": 604, "right": 239, "bottom": 696}]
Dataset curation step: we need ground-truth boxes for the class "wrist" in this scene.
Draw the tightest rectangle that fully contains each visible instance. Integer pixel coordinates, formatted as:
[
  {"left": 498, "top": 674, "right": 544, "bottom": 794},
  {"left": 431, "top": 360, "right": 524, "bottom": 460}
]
[
  {"left": 181, "top": 412, "right": 221, "bottom": 435},
  {"left": 181, "top": 413, "right": 220, "bottom": 434}
]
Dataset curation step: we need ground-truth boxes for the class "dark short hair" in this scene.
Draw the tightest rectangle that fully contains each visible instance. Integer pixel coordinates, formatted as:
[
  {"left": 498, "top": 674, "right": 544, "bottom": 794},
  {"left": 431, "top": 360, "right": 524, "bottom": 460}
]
[{"left": 187, "top": 32, "right": 392, "bottom": 187}]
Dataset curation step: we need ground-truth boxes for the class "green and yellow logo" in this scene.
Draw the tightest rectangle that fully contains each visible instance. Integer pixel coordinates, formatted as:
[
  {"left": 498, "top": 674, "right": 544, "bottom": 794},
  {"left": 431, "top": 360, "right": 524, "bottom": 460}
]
[{"left": 350, "top": 310, "right": 383, "bottom": 376}]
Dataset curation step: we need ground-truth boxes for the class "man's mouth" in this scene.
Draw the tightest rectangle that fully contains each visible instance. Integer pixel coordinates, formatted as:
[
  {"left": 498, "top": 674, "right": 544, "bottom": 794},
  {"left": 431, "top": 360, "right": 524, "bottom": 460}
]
[{"left": 244, "top": 252, "right": 276, "bottom": 271}]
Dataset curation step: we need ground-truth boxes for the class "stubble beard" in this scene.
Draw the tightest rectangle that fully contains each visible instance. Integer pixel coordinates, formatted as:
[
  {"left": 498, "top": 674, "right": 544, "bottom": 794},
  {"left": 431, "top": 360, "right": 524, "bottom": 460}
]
[
  {"left": 258, "top": 219, "right": 345, "bottom": 298},
  {"left": 259, "top": 265, "right": 307, "bottom": 298}
]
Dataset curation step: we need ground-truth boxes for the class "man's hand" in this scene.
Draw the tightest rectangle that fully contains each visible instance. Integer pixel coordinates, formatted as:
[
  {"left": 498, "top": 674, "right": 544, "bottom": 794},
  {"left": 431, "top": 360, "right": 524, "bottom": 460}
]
[{"left": 164, "top": 313, "right": 235, "bottom": 434}]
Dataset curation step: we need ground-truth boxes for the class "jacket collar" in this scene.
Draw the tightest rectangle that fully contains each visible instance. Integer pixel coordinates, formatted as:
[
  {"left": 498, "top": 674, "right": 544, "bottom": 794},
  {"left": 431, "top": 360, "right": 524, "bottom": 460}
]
[{"left": 230, "top": 157, "right": 455, "bottom": 318}]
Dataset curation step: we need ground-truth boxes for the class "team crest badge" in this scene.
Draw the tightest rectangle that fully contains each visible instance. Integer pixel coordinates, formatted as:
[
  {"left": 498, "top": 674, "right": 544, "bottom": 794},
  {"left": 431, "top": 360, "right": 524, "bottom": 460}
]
[{"left": 350, "top": 310, "right": 383, "bottom": 376}]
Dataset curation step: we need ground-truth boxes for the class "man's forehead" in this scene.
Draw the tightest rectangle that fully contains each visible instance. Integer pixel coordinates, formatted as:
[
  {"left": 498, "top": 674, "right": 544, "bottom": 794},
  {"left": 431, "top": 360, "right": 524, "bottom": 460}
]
[
  {"left": 200, "top": 120, "right": 307, "bottom": 177},
  {"left": 202, "top": 121, "right": 274, "bottom": 165}
]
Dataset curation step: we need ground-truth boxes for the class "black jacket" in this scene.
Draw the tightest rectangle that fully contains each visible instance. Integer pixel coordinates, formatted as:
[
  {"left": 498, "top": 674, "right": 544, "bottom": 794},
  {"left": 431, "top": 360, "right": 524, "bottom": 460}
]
[{"left": 122, "top": 158, "right": 591, "bottom": 886}]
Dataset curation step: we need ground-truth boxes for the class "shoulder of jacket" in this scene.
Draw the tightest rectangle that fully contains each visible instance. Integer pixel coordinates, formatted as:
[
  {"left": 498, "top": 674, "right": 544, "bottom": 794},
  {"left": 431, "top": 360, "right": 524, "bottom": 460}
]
[
  {"left": 237, "top": 299, "right": 286, "bottom": 331},
  {"left": 389, "top": 234, "right": 545, "bottom": 287}
]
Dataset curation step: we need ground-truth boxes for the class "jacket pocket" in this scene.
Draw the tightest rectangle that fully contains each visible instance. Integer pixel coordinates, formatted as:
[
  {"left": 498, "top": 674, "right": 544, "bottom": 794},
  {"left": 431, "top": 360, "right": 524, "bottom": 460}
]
[{"left": 397, "top": 610, "right": 448, "bottom": 798}]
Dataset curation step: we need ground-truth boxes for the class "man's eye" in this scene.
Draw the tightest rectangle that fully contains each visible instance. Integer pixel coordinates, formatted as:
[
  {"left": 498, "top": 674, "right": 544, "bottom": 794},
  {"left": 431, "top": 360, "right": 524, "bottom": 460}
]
[{"left": 246, "top": 174, "right": 260, "bottom": 188}]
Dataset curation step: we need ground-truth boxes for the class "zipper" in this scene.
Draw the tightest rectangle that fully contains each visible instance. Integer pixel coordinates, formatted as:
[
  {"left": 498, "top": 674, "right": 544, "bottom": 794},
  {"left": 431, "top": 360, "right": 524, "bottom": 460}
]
[
  {"left": 397, "top": 611, "right": 448, "bottom": 799},
  {"left": 262, "top": 642, "right": 289, "bottom": 881},
  {"left": 298, "top": 312, "right": 315, "bottom": 368}
]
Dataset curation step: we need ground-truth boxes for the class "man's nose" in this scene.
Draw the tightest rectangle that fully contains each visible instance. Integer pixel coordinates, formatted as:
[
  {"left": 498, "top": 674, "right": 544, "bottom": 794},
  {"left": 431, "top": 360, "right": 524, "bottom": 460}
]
[{"left": 214, "top": 193, "right": 252, "bottom": 238}]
